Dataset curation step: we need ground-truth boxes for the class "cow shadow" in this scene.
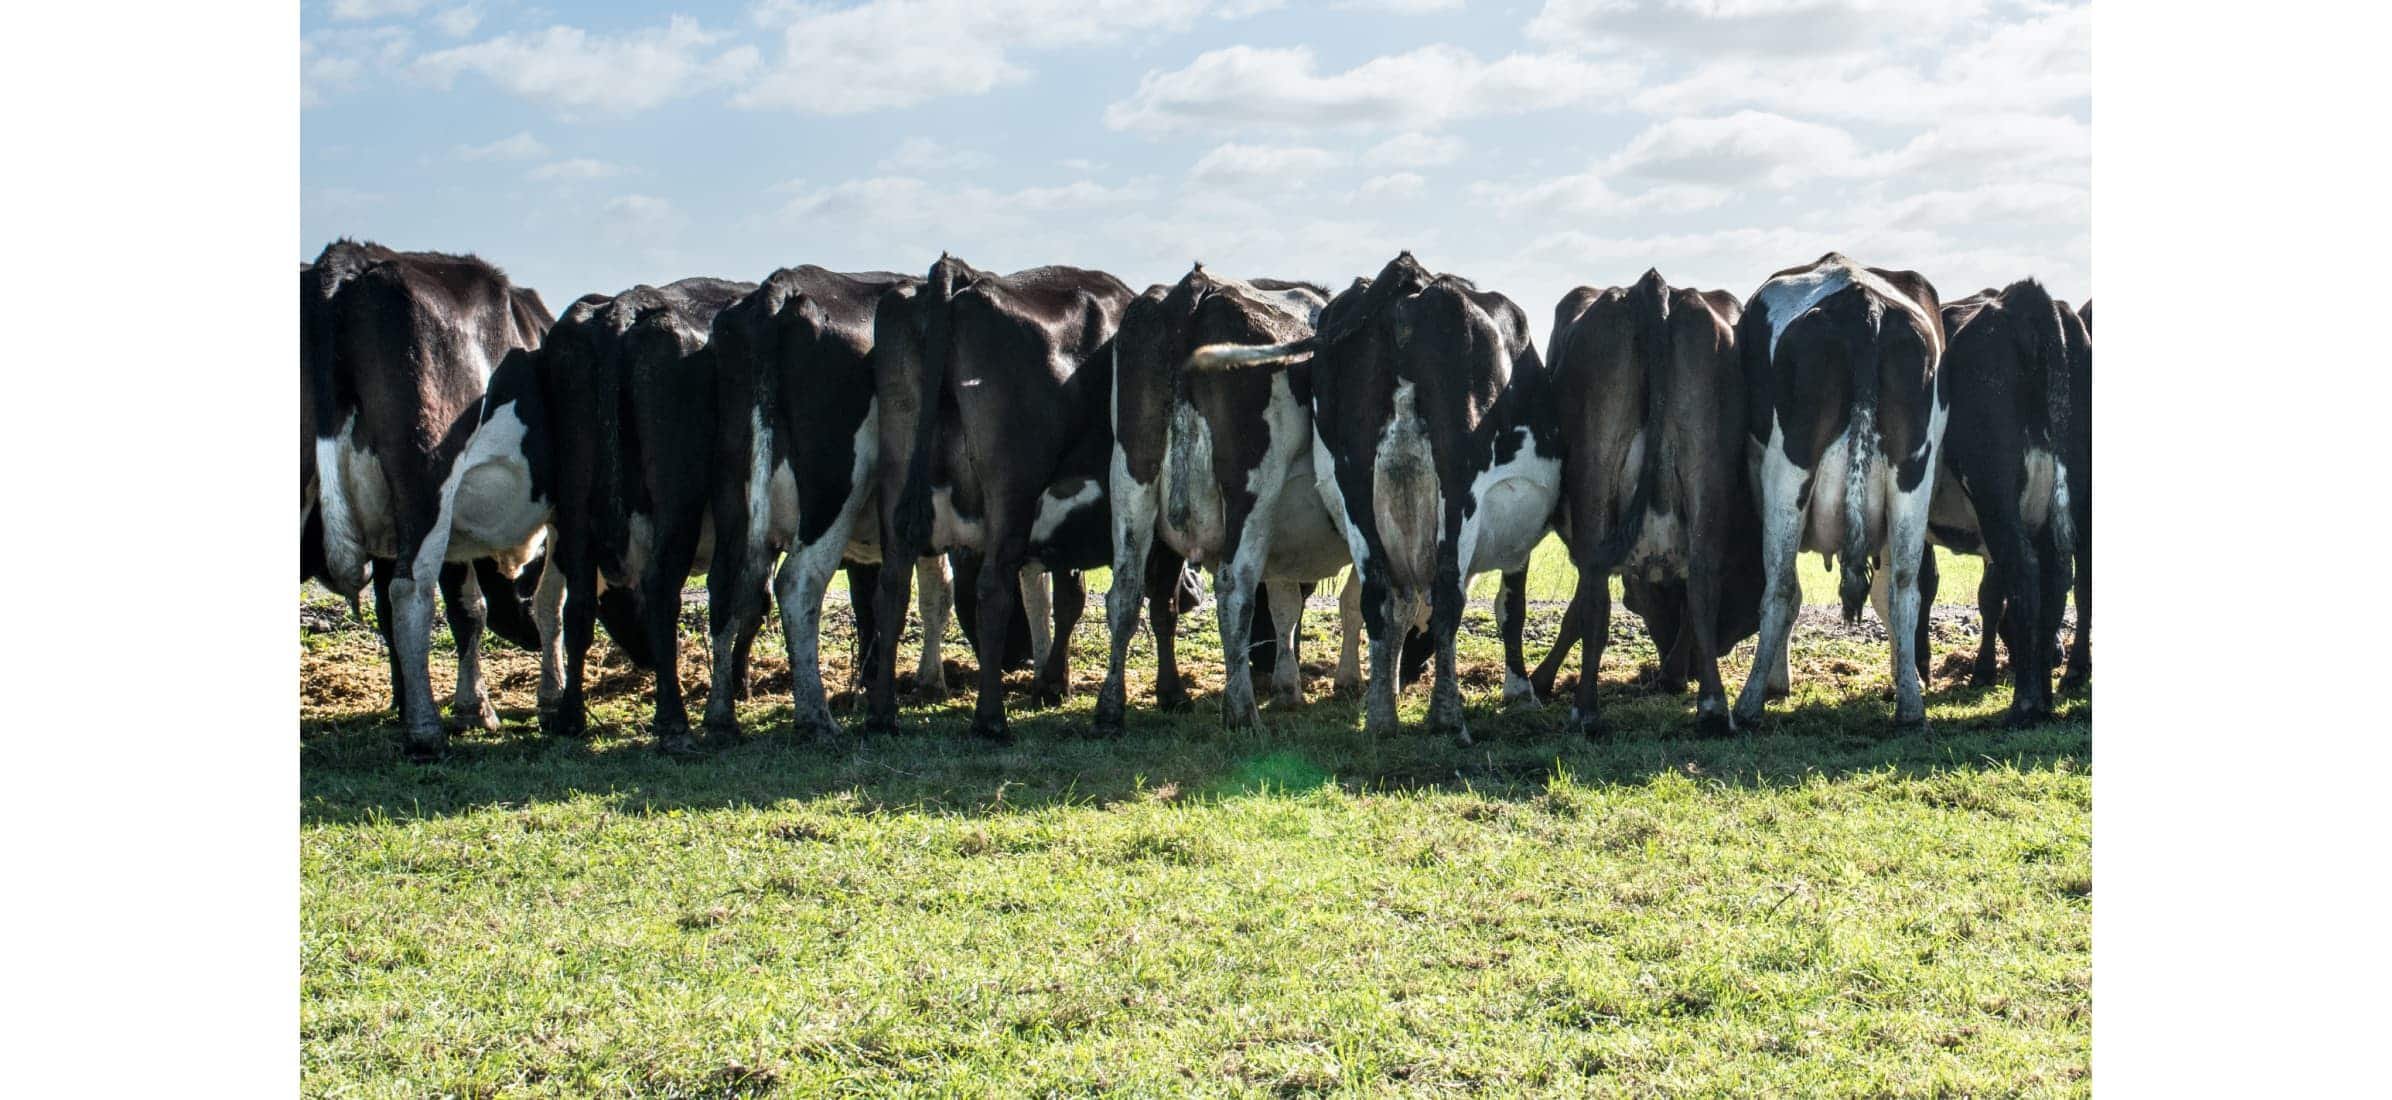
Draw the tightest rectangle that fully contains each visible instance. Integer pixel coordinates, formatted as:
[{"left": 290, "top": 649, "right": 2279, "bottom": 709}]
[{"left": 299, "top": 652, "right": 2089, "bottom": 826}]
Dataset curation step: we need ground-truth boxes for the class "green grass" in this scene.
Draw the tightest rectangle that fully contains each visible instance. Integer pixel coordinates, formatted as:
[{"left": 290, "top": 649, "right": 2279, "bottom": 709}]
[{"left": 301, "top": 560, "right": 2086, "bottom": 1097}]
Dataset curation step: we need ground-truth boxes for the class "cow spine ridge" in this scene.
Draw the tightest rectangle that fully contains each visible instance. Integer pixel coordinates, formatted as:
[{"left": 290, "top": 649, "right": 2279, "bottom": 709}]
[{"left": 1839, "top": 297, "right": 1883, "bottom": 623}]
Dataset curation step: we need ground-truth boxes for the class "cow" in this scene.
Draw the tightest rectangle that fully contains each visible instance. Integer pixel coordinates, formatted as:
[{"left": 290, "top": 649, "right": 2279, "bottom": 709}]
[
  {"left": 1189, "top": 253, "right": 1559, "bottom": 744},
  {"left": 1539, "top": 269, "right": 1765, "bottom": 737},
  {"left": 702, "top": 265, "right": 972, "bottom": 742},
  {"left": 533, "top": 277, "right": 766, "bottom": 755},
  {"left": 2077, "top": 299, "right": 2093, "bottom": 332},
  {"left": 303, "top": 240, "right": 557, "bottom": 758},
  {"left": 865, "top": 256, "right": 1134, "bottom": 742},
  {"left": 1925, "top": 280, "right": 2090, "bottom": 720},
  {"left": 1094, "top": 265, "right": 1362, "bottom": 734},
  {"left": 1732, "top": 252, "right": 1947, "bottom": 729}
]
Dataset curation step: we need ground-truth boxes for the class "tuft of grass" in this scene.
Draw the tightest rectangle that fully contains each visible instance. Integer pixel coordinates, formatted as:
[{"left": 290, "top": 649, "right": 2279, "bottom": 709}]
[{"left": 302, "top": 565, "right": 2088, "bottom": 1097}]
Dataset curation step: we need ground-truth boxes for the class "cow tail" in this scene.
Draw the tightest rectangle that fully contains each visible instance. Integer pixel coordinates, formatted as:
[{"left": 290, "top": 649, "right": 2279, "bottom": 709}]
[
  {"left": 2013, "top": 278, "right": 2075, "bottom": 556},
  {"left": 1586, "top": 270, "right": 1672, "bottom": 574},
  {"left": 1839, "top": 297, "right": 1883, "bottom": 623},
  {"left": 891, "top": 288, "right": 951, "bottom": 555}
]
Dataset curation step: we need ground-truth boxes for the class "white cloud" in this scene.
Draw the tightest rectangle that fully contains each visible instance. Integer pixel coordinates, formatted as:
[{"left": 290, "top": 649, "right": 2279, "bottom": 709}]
[
  {"left": 601, "top": 194, "right": 689, "bottom": 249},
  {"left": 1335, "top": 0, "right": 1465, "bottom": 11},
  {"left": 772, "top": 175, "right": 1154, "bottom": 250},
  {"left": 1190, "top": 143, "right": 1339, "bottom": 187},
  {"left": 430, "top": 5, "right": 480, "bottom": 37},
  {"left": 877, "top": 137, "right": 991, "bottom": 175},
  {"left": 302, "top": 26, "right": 411, "bottom": 107},
  {"left": 1526, "top": 0, "right": 1989, "bottom": 58},
  {"left": 733, "top": 0, "right": 1262, "bottom": 115},
  {"left": 1878, "top": 181, "right": 2089, "bottom": 230},
  {"left": 1468, "top": 172, "right": 1726, "bottom": 218},
  {"left": 1622, "top": 5, "right": 2089, "bottom": 124},
  {"left": 1605, "top": 110, "right": 1865, "bottom": 188},
  {"left": 1358, "top": 172, "right": 1427, "bottom": 200},
  {"left": 1365, "top": 131, "right": 1465, "bottom": 168},
  {"left": 1104, "top": 44, "right": 1638, "bottom": 134},
  {"left": 452, "top": 132, "right": 546, "bottom": 161},
  {"left": 330, "top": 0, "right": 431, "bottom": 20},
  {"left": 415, "top": 16, "right": 759, "bottom": 116},
  {"left": 529, "top": 158, "right": 630, "bottom": 181}
]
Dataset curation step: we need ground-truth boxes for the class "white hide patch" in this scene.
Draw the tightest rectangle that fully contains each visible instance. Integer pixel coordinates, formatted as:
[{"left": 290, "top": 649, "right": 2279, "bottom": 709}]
[
  {"left": 932, "top": 486, "right": 987, "bottom": 550},
  {"left": 1461, "top": 426, "right": 1561, "bottom": 578},
  {"left": 1032, "top": 478, "right": 1104, "bottom": 546},
  {"left": 446, "top": 399, "right": 550, "bottom": 571}
]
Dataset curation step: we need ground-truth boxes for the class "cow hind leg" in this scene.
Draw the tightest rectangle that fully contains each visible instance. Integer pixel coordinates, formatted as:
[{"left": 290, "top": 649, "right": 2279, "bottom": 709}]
[
  {"left": 1146, "top": 547, "right": 1189, "bottom": 712},
  {"left": 1498, "top": 570, "right": 1534, "bottom": 704},
  {"left": 387, "top": 567, "right": 444, "bottom": 758},
  {"left": 1530, "top": 589, "right": 1581, "bottom": 701},
  {"left": 1334, "top": 567, "right": 1364, "bottom": 697},
  {"left": 1359, "top": 570, "right": 1401, "bottom": 738},
  {"left": 531, "top": 553, "right": 567, "bottom": 719},
  {"left": 1216, "top": 564, "right": 1265, "bottom": 730},
  {"left": 1885, "top": 480, "right": 1935, "bottom": 729},
  {"left": 1427, "top": 562, "right": 1469, "bottom": 745},
  {"left": 773, "top": 531, "right": 855, "bottom": 740},
  {"left": 847, "top": 561, "right": 883, "bottom": 702},
  {"left": 1684, "top": 537, "right": 1733, "bottom": 737},
  {"left": 913, "top": 554, "right": 954, "bottom": 701},
  {"left": 1266, "top": 580, "right": 1306, "bottom": 707},
  {"left": 1972, "top": 563, "right": 2005, "bottom": 687},
  {"left": 1020, "top": 567, "right": 1054, "bottom": 673},
  {"left": 2061, "top": 533, "right": 2090, "bottom": 693},
  {"left": 1033, "top": 570, "right": 1083, "bottom": 707},
  {"left": 1734, "top": 467, "right": 1807, "bottom": 726},
  {"left": 1568, "top": 568, "right": 1614, "bottom": 739},
  {"left": 372, "top": 559, "right": 401, "bottom": 713},
  {"left": 439, "top": 562, "right": 499, "bottom": 733},
  {"left": 969, "top": 549, "right": 1026, "bottom": 743},
  {"left": 1093, "top": 479, "right": 1155, "bottom": 736}
]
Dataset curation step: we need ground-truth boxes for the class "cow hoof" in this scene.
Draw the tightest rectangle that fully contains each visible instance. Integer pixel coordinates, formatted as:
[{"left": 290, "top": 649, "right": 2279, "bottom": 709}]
[
  {"left": 857, "top": 714, "right": 898, "bottom": 737},
  {"left": 702, "top": 719, "right": 746, "bottom": 746},
  {"left": 969, "top": 718, "right": 1013, "bottom": 745},
  {"left": 1969, "top": 667, "right": 1999, "bottom": 689},
  {"left": 1694, "top": 710, "right": 1734, "bottom": 739},
  {"left": 1450, "top": 725, "right": 1475, "bottom": 747},
  {"left": 1331, "top": 679, "right": 1363, "bottom": 700},
  {"left": 540, "top": 707, "right": 588, "bottom": 740},
  {"left": 2058, "top": 671, "right": 2089, "bottom": 695},
  {"left": 1089, "top": 717, "right": 1126, "bottom": 740},
  {"left": 1502, "top": 674, "right": 1536, "bottom": 707},
  {"left": 1567, "top": 708, "right": 1608, "bottom": 741},
  {"left": 655, "top": 732, "right": 706, "bottom": 758},
  {"left": 912, "top": 681, "right": 951, "bottom": 704},
  {"left": 1030, "top": 682, "right": 1068, "bottom": 707},
  {"left": 402, "top": 733, "right": 448, "bottom": 763},
  {"left": 1891, "top": 712, "right": 1932, "bottom": 733},
  {"left": 1528, "top": 674, "right": 1556, "bottom": 701},
  {"left": 450, "top": 697, "right": 499, "bottom": 733},
  {"left": 2003, "top": 702, "right": 2053, "bottom": 729},
  {"left": 1156, "top": 689, "right": 1191, "bottom": 713}
]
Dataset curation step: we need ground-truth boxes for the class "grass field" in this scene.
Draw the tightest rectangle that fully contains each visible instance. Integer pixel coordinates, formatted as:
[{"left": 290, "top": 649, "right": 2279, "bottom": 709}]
[{"left": 301, "top": 536, "right": 2084, "bottom": 1097}]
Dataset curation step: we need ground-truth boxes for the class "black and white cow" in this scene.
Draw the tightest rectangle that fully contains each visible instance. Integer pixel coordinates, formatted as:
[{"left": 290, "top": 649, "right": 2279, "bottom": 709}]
[
  {"left": 1540, "top": 270, "right": 1765, "bottom": 737},
  {"left": 703, "top": 265, "right": 979, "bottom": 741},
  {"left": 866, "top": 256, "right": 1133, "bottom": 741},
  {"left": 1190, "top": 253, "right": 1559, "bottom": 744},
  {"left": 302, "top": 241, "right": 555, "bottom": 758},
  {"left": 1733, "top": 253, "right": 1947, "bottom": 729},
  {"left": 1926, "top": 279, "right": 2090, "bottom": 721},
  {"left": 534, "top": 278, "right": 762, "bottom": 754},
  {"left": 1095, "top": 265, "right": 1362, "bottom": 734}
]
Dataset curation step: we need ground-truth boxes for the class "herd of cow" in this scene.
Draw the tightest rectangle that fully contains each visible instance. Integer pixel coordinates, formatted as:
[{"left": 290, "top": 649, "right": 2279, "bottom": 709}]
[{"left": 301, "top": 241, "right": 2089, "bottom": 761}]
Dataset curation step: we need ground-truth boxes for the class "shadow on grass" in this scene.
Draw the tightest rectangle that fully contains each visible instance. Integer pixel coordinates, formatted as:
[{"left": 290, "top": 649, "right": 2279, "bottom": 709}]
[{"left": 300, "top": 664, "right": 2089, "bottom": 826}]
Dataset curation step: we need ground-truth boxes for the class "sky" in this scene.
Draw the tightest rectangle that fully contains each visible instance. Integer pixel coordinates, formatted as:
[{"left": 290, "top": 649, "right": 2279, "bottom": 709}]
[{"left": 301, "top": 0, "right": 2090, "bottom": 334}]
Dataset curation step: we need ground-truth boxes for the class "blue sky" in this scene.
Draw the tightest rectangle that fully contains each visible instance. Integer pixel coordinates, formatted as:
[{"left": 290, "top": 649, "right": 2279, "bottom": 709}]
[{"left": 302, "top": 0, "right": 2089, "bottom": 327}]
